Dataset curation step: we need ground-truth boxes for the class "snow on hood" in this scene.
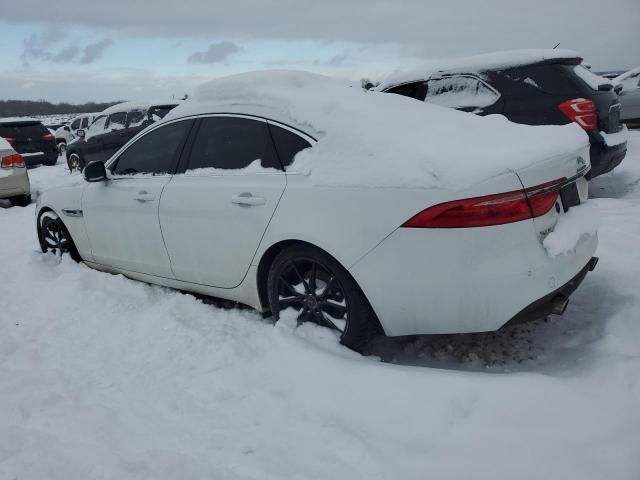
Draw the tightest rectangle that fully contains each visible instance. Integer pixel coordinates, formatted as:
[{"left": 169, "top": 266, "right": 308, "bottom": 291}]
[
  {"left": 376, "top": 49, "right": 581, "bottom": 91},
  {"left": 167, "top": 70, "right": 589, "bottom": 190}
]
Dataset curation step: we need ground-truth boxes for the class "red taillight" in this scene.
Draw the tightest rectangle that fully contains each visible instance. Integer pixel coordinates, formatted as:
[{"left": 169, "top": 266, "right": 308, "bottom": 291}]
[
  {"left": 42, "top": 133, "right": 55, "bottom": 142},
  {"left": 402, "top": 178, "right": 565, "bottom": 229},
  {"left": 3, "top": 137, "right": 16, "bottom": 144},
  {"left": 559, "top": 98, "right": 597, "bottom": 130},
  {"left": 1, "top": 153, "right": 26, "bottom": 168}
]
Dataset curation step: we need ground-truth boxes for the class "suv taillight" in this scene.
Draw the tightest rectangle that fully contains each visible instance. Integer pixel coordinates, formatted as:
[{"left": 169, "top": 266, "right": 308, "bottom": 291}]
[
  {"left": 42, "top": 133, "right": 55, "bottom": 142},
  {"left": 1, "top": 153, "right": 26, "bottom": 168},
  {"left": 3, "top": 137, "right": 16, "bottom": 144},
  {"left": 559, "top": 98, "right": 597, "bottom": 130},
  {"left": 402, "top": 179, "right": 565, "bottom": 228}
]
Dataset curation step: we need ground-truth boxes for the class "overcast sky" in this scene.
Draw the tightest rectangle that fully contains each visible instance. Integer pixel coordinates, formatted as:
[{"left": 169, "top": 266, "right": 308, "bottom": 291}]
[{"left": 1, "top": 0, "right": 638, "bottom": 103}]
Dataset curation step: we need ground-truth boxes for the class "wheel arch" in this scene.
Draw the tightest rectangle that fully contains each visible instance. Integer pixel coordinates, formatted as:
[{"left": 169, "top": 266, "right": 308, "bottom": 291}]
[{"left": 36, "top": 206, "right": 82, "bottom": 261}]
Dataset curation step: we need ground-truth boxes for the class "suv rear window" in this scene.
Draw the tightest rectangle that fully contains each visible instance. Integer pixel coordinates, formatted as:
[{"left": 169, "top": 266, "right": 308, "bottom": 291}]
[
  {"left": 490, "top": 64, "right": 577, "bottom": 97},
  {"left": 0, "top": 121, "right": 47, "bottom": 139}
]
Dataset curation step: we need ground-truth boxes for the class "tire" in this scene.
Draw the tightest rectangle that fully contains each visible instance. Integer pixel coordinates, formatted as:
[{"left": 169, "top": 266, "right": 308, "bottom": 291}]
[
  {"left": 58, "top": 142, "right": 67, "bottom": 155},
  {"left": 9, "top": 194, "right": 31, "bottom": 207},
  {"left": 267, "top": 245, "right": 382, "bottom": 351},
  {"left": 67, "top": 153, "right": 84, "bottom": 172},
  {"left": 37, "top": 211, "right": 81, "bottom": 262}
]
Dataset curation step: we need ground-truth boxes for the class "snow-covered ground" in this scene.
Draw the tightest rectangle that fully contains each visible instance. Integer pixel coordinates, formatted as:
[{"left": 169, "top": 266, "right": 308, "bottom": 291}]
[{"left": 1, "top": 132, "right": 640, "bottom": 479}]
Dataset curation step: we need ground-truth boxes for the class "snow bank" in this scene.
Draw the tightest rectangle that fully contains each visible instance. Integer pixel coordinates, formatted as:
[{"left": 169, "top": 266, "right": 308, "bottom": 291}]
[
  {"left": 543, "top": 202, "right": 600, "bottom": 257},
  {"left": 169, "top": 70, "right": 588, "bottom": 190},
  {"left": 376, "top": 49, "right": 581, "bottom": 91}
]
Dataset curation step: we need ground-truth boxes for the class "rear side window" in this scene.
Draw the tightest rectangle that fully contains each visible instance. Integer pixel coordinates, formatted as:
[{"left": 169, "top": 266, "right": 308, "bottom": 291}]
[
  {"left": 112, "top": 120, "right": 191, "bottom": 175},
  {"left": 81, "top": 117, "right": 89, "bottom": 128},
  {"left": 106, "top": 112, "right": 126, "bottom": 131},
  {"left": 385, "top": 81, "right": 428, "bottom": 101},
  {"left": 269, "top": 123, "right": 311, "bottom": 168},
  {"left": 426, "top": 75, "right": 499, "bottom": 109},
  {"left": 494, "top": 65, "right": 577, "bottom": 96},
  {"left": 185, "top": 116, "right": 281, "bottom": 172}
]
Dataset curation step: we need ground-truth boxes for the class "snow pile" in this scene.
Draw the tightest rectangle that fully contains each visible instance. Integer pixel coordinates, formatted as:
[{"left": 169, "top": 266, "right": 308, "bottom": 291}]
[
  {"left": 601, "top": 125, "right": 629, "bottom": 147},
  {"left": 376, "top": 49, "right": 581, "bottom": 91},
  {"left": 543, "top": 202, "right": 600, "bottom": 257},
  {"left": 170, "top": 70, "right": 589, "bottom": 190},
  {"left": 573, "top": 65, "right": 613, "bottom": 90},
  {"left": 186, "top": 159, "right": 280, "bottom": 175}
]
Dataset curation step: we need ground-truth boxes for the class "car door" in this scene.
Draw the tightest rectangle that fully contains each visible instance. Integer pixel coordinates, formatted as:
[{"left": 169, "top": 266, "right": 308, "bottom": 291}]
[
  {"left": 82, "top": 115, "right": 108, "bottom": 164},
  {"left": 159, "top": 115, "right": 287, "bottom": 288},
  {"left": 101, "top": 111, "right": 128, "bottom": 161},
  {"left": 82, "top": 119, "right": 193, "bottom": 277},
  {"left": 619, "top": 74, "right": 640, "bottom": 120}
]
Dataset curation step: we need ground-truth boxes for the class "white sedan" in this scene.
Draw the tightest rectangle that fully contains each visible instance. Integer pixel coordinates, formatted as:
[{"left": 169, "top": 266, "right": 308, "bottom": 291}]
[{"left": 35, "top": 71, "right": 598, "bottom": 351}]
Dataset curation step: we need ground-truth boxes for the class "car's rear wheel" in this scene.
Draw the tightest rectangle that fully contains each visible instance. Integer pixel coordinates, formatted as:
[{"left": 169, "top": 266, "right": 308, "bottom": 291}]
[
  {"left": 58, "top": 142, "right": 67, "bottom": 155},
  {"left": 67, "top": 153, "right": 83, "bottom": 172},
  {"left": 267, "top": 245, "right": 382, "bottom": 351},
  {"left": 38, "top": 211, "right": 81, "bottom": 261}
]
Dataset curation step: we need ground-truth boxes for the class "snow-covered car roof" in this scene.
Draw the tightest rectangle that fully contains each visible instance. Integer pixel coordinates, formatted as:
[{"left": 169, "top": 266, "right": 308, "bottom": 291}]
[
  {"left": 99, "top": 100, "right": 181, "bottom": 116},
  {"left": 0, "top": 116, "right": 42, "bottom": 124},
  {"left": 376, "top": 49, "right": 582, "bottom": 91},
  {"left": 164, "top": 70, "right": 588, "bottom": 191},
  {"left": 613, "top": 66, "right": 640, "bottom": 84}
]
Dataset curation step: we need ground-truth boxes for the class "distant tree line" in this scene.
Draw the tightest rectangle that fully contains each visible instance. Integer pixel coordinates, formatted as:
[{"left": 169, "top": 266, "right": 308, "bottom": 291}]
[{"left": 0, "top": 99, "right": 123, "bottom": 117}]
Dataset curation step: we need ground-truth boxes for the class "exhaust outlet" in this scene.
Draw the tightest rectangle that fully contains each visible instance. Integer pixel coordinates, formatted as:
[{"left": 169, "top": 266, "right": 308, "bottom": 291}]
[{"left": 551, "top": 294, "right": 569, "bottom": 315}]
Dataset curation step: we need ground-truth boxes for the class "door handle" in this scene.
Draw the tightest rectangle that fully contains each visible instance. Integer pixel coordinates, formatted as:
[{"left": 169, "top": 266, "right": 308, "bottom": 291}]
[
  {"left": 134, "top": 190, "right": 155, "bottom": 202},
  {"left": 231, "top": 192, "right": 266, "bottom": 207}
]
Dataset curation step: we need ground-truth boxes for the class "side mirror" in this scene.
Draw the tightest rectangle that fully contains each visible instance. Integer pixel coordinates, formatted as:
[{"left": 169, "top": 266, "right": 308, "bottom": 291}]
[
  {"left": 77, "top": 129, "right": 86, "bottom": 139},
  {"left": 83, "top": 161, "right": 107, "bottom": 182}
]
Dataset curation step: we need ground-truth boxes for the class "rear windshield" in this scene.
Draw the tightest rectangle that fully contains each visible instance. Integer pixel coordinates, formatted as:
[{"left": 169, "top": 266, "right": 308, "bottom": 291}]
[
  {"left": 488, "top": 64, "right": 577, "bottom": 97},
  {"left": 0, "top": 121, "right": 47, "bottom": 139}
]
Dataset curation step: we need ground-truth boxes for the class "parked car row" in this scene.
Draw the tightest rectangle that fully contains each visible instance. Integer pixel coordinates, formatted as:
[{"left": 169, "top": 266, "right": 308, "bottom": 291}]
[{"left": 36, "top": 64, "right": 600, "bottom": 352}]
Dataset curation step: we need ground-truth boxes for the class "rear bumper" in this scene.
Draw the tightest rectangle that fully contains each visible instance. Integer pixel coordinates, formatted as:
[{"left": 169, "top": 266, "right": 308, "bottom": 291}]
[
  {"left": 588, "top": 139, "right": 627, "bottom": 179},
  {"left": 0, "top": 170, "right": 31, "bottom": 199},
  {"left": 22, "top": 152, "right": 58, "bottom": 167},
  {"left": 504, "top": 256, "right": 598, "bottom": 327},
  {"left": 349, "top": 219, "right": 598, "bottom": 337}
]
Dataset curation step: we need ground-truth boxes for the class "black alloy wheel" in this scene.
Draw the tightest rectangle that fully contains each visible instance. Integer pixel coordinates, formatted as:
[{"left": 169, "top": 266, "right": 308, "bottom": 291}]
[
  {"left": 267, "top": 245, "right": 382, "bottom": 351},
  {"left": 38, "top": 212, "right": 81, "bottom": 261}
]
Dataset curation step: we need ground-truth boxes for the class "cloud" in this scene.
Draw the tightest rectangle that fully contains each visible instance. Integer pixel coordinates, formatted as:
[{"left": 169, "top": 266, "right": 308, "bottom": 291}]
[
  {"left": 20, "top": 25, "right": 66, "bottom": 65},
  {"left": 52, "top": 47, "right": 80, "bottom": 63},
  {"left": 187, "top": 41, "right": 242, "bottom": 64},
  {"left": 79, "top": 38, "right": 113, "bottom": 64}
]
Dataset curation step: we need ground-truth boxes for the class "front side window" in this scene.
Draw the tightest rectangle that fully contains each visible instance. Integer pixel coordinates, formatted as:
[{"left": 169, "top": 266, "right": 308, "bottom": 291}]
[
  {"left": 185, "top": 116, "right": 281, "bottom": 172},
  {"left": 87, "top": 115, "right": 106, "bottom": 134},
  {"left": 106, "top": 112, "right": 126, "bottom": 131},
  {"left": 111, "top": 120, "right": 191, "bottom": 176},
  {"left": 426, "top": 75, "right": 499, "bottom": 109},
  {"left": 268, "top": 123, "right": 311, "bottom": 168}
]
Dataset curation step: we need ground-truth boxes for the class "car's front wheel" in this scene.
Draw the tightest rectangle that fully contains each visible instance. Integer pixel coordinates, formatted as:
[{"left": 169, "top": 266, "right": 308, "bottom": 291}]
[
  {"left": 38, "top": 211, "right": 81, "bottom": 261},
  {"left": 57, "top": 142, "right": 67, "bottom": 155},
  {"left": 67, "top": 153, "right": 84, "bottom": 172},
  {"left": 267, "top": 245, "right": 382, "bottom": 351}
]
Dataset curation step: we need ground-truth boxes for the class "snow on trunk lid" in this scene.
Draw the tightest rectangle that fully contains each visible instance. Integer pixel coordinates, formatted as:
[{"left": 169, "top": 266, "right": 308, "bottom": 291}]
[{"left": 513, "top": 144, "right": 596, "bottom": 255}]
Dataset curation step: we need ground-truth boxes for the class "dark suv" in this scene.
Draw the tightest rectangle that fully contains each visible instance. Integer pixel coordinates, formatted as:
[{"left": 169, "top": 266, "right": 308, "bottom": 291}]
[
  {"left": 376, "top": 50, "right": 627, "bottom": 178},
  {"left": 65, "top": 101, "right": 179, "bottom": 171},
  {"left": 0, "top": 118, "right": 57, "bottom": 167}
]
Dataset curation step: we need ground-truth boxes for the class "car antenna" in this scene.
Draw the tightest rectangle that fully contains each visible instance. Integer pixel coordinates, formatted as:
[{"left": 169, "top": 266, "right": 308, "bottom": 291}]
[{"left": 552, "top": 42, "right": 561, "bottom": 49}]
